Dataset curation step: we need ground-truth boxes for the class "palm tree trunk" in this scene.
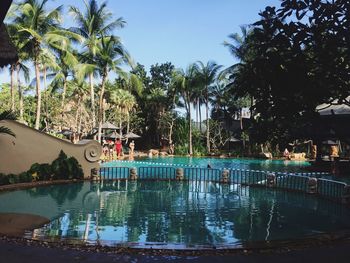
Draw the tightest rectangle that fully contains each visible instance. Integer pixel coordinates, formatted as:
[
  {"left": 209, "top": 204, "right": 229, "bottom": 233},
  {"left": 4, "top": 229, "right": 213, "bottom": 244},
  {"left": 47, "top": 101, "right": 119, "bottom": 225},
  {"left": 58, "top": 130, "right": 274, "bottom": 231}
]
[
  {"left": 188, "top": 95, "right": 193, "bottom": 155},
  {"left": 127, "top": 111, "right": 130, "bottom": 134},
  {"left": 16, "top": 64, "right": 23, "bottom": 121},
  {"left": 119, "top": 109, "right": 122, "bottom": 140},
  {"left": 168, "top": 115, "right": 175, "bottom": 146},
  {"left": 43, "top": 66, "right": 49, "bottom": 131},
  {"left": 195, "top": 100, "right": 199, "bottom": 129},
  {"left": 206, "top": 90, "right": 210, "bottom": 153},
  {"left": 75, "top": 97, "right": 81, "bottom": 132},
  {"left": 102, "top": 99, "right": 106, "bottom": 123},
  {"left": 199, "top": 103, "right": 202, "bottom": 133},
  {"left": 89, "top": 73, "right": 96, "bottom": 128},
  {"left": 10, "top": 64, "right": 15, "bottom": 112},
  {"left": 34, "top": 55, "right": 42, "bottom": 130},
  {"left": 97, "top": 71, "right": 108, "bottom": 142},
  {"left": 61, "top": 77, "right": 67, "bottom": 108}
]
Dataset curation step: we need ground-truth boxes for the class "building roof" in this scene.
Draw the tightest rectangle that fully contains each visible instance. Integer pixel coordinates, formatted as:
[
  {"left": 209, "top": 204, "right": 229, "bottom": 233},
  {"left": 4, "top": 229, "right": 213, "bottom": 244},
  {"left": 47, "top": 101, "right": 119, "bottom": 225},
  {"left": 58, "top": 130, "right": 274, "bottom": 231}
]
[
  {"left": 0, "top": 0, "right": 17, "bottom": 67},
  {"left": 0, "top": 0, "right": 12, "bottom": 23},
  {"left": 317, "top": 103, "right": 350, "bottom": 116},
  {"left": 0, "top": 23, "right": 18, "bottom": 67}
]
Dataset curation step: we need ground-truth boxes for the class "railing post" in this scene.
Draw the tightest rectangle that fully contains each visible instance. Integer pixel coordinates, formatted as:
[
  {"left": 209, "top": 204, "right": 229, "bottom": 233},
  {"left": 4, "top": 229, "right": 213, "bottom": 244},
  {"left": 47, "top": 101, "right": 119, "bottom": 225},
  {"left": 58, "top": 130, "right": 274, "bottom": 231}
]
[
  {"left": 221, "top": 169, "right": 230, "bottom": 183},
  {"left": 129, "top": 167, "right": 138, "bottom": 180},
  {"left": 307, "top": 177, "right": 317, "bottom": 194},
  {"left": 91, "top": 168, "right": 99, "bottom": 181},
  {"left": 176, "top": 168, "right": 184, "bottom": 181},
  {"left": 266, "top": 172, "right": 276, "bottom": 187}
]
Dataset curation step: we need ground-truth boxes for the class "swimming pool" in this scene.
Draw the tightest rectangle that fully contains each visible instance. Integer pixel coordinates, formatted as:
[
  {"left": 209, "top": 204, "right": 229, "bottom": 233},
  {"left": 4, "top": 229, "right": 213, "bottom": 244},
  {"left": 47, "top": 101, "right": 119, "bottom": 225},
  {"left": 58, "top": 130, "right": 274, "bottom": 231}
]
[
  {"left": 104, "top": 156, "right": 312, "bottom": 171},
  {"left": 1, "top": 181, "right": 350, "bottom": 248}
]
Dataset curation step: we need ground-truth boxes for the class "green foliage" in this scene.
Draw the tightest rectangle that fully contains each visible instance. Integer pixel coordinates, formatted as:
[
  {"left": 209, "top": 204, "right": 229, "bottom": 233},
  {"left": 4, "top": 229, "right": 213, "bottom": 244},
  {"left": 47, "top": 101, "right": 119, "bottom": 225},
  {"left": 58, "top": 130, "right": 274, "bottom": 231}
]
[
  {"left": 174, "top": 144, "right": 189, "bottom": 155},
  {"left": 225, "top": 0, "right": 350, "bottom": 146},
  {"left": 0, "top": 150, "right": 84, "bottom": 186},
  {"left": 51, "top": 150, "right": 84, "bottom": 180}
]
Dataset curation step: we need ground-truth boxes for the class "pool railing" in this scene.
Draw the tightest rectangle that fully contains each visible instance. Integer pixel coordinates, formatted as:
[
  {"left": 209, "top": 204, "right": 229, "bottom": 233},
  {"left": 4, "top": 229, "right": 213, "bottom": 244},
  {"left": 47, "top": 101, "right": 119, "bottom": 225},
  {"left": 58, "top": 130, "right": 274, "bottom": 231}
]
[{"left": 98, "top": 166, "right": 349, "bottom": 205}]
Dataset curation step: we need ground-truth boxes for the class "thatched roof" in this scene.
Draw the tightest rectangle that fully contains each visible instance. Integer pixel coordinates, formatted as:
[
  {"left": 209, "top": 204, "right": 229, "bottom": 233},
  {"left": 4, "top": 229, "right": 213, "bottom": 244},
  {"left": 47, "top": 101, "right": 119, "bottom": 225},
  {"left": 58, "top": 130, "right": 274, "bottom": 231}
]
[
  {"left": 0, "top": 23, "right": 18, "bottom": 67},
  {"left": 0, "top": 0, "right": 12, "bottom": 24},
  {"left": 0, "top": 0, "right": 17, "bottom": 67}
]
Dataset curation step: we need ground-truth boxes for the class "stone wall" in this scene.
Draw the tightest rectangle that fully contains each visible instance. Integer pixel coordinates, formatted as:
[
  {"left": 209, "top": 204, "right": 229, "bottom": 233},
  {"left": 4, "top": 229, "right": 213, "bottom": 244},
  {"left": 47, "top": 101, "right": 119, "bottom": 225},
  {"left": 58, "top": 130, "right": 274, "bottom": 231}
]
[{"left": 0, "top": 120, "right": 101, "bottom": 178}]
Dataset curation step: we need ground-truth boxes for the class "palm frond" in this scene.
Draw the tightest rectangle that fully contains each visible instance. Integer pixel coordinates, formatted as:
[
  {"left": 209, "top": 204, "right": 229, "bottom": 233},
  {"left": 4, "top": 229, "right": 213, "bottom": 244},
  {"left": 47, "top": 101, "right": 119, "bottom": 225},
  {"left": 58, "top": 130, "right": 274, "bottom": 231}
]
[{"left": 0, "top": 127, "right": 16, "bottom": 137}]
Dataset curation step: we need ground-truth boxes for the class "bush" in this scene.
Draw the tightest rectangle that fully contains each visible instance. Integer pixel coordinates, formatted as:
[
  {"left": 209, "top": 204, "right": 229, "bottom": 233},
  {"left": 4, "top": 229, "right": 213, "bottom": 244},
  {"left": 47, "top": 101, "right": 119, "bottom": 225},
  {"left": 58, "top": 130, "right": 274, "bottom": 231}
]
[
  {"left": 51, "top": 151, "right": 84, "bottom": 180},
  {"left": 0, "top": 150, "right": 84, "bottom": 186},
  {"left": 0, "top": 173, "right": 10, "bottom": 185}
]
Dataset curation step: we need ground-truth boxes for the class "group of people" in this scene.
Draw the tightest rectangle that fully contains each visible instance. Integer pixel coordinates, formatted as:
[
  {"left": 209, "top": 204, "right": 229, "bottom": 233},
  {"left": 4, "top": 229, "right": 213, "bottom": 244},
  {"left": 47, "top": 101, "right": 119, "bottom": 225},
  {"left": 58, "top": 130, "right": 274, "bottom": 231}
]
[{"left": 102, "top": 138, "right": 136, "bottom": 160}]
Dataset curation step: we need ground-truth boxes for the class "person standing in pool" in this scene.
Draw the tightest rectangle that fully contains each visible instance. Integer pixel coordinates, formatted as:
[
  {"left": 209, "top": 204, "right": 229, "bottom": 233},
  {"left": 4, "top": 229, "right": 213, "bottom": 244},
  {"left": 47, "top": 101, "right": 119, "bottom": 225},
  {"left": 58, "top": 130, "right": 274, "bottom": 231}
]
[{"left": 115, "top": 138, "right": 122, "bottom": 159}]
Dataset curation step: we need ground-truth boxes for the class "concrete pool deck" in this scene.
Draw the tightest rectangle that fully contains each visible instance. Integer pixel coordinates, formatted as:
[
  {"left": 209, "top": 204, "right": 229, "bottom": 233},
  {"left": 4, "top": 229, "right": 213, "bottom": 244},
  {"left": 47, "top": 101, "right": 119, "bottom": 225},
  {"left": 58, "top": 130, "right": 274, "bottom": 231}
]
[{"left": 2, "top": 238, "right": 350, "bottom": 263}]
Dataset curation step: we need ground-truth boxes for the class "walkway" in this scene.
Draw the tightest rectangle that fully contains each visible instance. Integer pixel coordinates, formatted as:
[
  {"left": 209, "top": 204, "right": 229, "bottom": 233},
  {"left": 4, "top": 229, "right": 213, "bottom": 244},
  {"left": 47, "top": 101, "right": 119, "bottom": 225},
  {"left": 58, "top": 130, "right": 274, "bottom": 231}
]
[{"left": 2, "top": 239, "right": 350, "bottom": 263}]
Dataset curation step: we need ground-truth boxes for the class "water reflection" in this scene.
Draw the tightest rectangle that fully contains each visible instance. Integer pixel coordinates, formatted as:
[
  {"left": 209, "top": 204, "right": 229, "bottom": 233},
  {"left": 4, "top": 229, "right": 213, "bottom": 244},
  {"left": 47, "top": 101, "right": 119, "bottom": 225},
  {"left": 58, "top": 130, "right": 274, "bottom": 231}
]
[{"left": 24, "top": 181, "right": 350, "bottom": 247}]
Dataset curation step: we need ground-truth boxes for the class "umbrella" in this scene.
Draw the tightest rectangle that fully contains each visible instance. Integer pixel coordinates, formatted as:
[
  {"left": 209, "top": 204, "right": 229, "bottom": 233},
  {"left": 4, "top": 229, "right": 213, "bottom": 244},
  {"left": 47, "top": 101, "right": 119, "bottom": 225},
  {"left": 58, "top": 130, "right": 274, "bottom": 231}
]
[
  {"left": 229, "top": 136, "right": 240, "bottom": 142},
  {"left": 97, "top": 121, "right": 118, "bottom": 130},
  {"left": 105, "top": 131, "right": 121, "bottom": 139},
  {"left": 322, "top": 140, "right": 338, "bottom": 145},
  {"left": 59, "top": 129, "right": 73, "bottom": 136},
  {"left": 124, "top": 132, "right": 141, "bottom": 139}
]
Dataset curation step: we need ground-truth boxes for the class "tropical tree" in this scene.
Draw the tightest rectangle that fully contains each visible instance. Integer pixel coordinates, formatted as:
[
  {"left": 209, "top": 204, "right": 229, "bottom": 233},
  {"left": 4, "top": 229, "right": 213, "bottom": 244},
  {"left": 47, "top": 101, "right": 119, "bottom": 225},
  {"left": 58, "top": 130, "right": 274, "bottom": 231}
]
[
  {"left": 110, "top": 89, "right": 136, "bottom": 138},
  {"left": 173, "top": 64, "right": 200, "bottom": 155},
  {"left": 196, "top": 61, "right": 222, "bottom": 153},
  {"left": 69, "top": 0, "right": 126, "bottom": 128},
  {"left": 95, "top": 36, "right": 131, "bottom": 142},
  {"left": 11, "top": 0, "right": 79, "bottom": 130}
]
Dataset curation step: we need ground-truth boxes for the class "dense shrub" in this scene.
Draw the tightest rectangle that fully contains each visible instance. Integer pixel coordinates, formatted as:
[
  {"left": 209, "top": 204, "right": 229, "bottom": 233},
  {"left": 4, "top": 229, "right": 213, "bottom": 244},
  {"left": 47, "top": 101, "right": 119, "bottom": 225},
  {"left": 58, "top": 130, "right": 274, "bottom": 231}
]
[{"left": 0, "top": 150, "right": 84, "bottom": 186}]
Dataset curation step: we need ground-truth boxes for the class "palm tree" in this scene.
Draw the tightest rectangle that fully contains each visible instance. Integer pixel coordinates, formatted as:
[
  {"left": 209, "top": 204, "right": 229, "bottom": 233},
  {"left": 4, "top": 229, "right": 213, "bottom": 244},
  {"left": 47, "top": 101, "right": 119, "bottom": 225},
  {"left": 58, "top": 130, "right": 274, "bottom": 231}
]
[
  {"left": 9, "top": 63, "right": 15, "bottom": 112},
  {"left": 110, "top": 89, "right": 136, "bottom": 139},
  {"left": 196, "top": 61, "right": 222, "bottom": 153},
  {"left": 6, "top": 13, "right": 31, "bottom": 123},
  {"left": 11, "top": 0, "right": 75, "bottom": 130},
  {"left": 173, "top": 64, "right": 199, "bottom": 155},
  {"left": 223, "top": 25, "right": 249, "bottom": 62},
  {"left": 116, "top": 72, "right": 144, "bottom": 98},
  {"left": 95, "top": 36, "right": 131, "bottom": 142},
  {"left": 69, "top": 0, "right": 126, "bottom": 128},
  {"left": 16, "top": 61, "right": 30, "bottom": 122}
]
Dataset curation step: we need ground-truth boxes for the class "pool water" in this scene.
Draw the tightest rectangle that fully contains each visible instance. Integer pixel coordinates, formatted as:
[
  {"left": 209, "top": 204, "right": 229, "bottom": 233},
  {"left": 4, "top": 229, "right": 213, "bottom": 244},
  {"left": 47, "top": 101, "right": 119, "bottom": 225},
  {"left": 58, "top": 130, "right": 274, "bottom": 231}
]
[
  {"left": 1, "top": 181, "right": 350, "bottom": 248},
  {"left": 104, "top": 156, "right": 313, "bottom": 173}
]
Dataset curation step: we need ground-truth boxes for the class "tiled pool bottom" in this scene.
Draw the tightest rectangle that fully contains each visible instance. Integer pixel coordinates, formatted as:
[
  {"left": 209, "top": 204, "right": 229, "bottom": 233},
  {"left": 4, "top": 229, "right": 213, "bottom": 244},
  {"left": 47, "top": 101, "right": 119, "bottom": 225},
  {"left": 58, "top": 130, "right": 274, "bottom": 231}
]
[{"left": 1, "top": 181, "right": 349, "bottom": 248}]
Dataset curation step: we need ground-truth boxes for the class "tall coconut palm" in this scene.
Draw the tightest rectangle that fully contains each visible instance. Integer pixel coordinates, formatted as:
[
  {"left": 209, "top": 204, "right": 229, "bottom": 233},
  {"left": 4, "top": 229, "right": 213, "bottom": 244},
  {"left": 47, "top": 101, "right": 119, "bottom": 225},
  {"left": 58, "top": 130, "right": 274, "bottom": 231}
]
[
  {"left": 196, "top": 61, "right": 222, "bottom": 153},
  {"left": 11, "top": 0, "right": 76, "bottom": 130},
  {"left": 69, "top": 0, "right": 126, "bottom": 128},
  {"left": 9, "top": 63, "right": 16, "bottom": 111},
  {"left": 116, "top": 72, "right": 144, "bottom": 98},
  {"left": 173, "top": 64, "right": 199, "bottom": 155},
  {"left": 95, "top": 36, "right": 131, "bottom": 142},
  {"left": 6, "top": 14, "right": 31, "bottom": 122},
  {"left": 16, "top": 61, "right": 30, "bottom": 122},
  {"left": 110, "top": 89, "right": 136, "bottom": 139}
]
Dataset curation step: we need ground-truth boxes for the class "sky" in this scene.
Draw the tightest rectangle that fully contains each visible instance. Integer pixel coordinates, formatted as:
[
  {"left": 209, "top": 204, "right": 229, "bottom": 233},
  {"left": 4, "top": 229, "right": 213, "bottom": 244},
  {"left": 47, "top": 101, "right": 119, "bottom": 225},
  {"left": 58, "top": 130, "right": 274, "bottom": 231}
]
[{"left": 0, "top": 0, "right": 281, "bottom": 84}]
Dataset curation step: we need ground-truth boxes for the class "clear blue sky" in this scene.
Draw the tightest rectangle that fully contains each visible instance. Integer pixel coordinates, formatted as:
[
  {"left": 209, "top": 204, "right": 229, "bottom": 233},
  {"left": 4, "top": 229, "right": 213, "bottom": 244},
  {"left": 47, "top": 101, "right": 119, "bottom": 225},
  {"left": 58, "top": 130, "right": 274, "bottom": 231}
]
[{"left": 1, "top": 0, "right": 281, "bottom": 83}]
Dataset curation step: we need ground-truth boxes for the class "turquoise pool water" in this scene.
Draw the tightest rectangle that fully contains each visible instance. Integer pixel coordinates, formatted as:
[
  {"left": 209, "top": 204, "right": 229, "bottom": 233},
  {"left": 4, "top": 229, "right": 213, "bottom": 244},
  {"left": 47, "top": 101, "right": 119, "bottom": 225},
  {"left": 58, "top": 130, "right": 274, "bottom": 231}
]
[
  {"left": 104, "top": 157, "right": 313, "bottom": 174},
  {"left": 1, "top": 181, "right": 350, "bottom": 248}
]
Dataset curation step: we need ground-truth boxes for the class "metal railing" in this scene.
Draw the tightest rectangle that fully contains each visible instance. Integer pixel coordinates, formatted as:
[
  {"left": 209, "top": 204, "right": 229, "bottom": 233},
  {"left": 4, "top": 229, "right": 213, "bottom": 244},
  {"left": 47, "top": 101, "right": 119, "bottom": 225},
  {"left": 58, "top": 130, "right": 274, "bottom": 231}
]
[
  {"left": 276, "top": 174, "right": 309, "bottom": 192},
  {"left": 98, "top": 165, "right": 349, "bottom": 203},
  {"left": 317, "top": 178, "right": 346, "bottom": 199},
  {"left": 138, "top": 167, "right": 175, "bottom": 180}
]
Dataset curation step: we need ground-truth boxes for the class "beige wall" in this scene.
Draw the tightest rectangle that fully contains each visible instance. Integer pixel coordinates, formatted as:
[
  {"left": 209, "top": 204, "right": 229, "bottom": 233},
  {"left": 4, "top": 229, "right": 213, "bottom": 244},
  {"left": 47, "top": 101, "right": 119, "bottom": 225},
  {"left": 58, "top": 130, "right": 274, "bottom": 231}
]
[{"left": 0, "top": 120, "right": 101, "bottom": 178}]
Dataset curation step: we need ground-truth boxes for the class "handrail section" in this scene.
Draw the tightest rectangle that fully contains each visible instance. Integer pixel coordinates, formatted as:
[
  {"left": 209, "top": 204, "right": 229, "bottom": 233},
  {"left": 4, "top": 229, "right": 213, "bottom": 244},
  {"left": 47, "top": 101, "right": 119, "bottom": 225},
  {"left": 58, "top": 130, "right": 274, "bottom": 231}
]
[{"left": 98, "top": 166, "right": 348, "bottom": 204}]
